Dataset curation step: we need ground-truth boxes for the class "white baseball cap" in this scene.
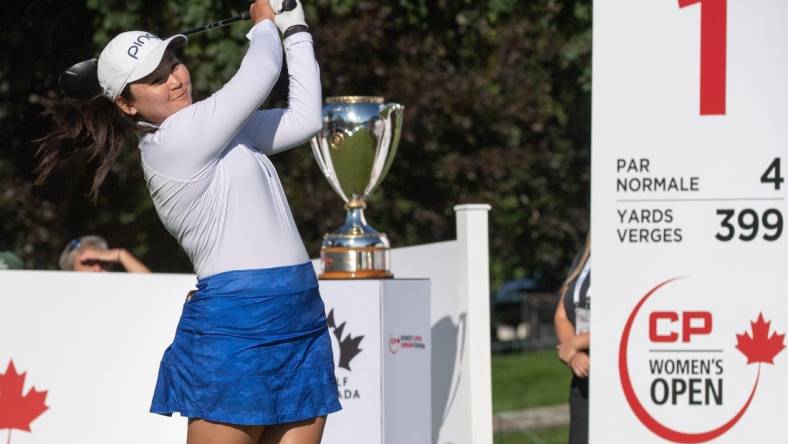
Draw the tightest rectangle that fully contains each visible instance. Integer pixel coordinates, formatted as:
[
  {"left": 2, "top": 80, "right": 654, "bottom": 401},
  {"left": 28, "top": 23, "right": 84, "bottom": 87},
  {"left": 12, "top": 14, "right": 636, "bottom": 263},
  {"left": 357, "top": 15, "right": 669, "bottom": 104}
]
[{"left": 97, "top": 31, "right": 187, "bottom": 101}]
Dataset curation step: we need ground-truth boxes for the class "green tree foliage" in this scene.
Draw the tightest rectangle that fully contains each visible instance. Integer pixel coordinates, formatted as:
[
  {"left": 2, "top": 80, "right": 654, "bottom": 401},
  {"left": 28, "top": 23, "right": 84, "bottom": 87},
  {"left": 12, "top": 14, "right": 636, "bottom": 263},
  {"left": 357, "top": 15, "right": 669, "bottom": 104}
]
[{"left": 0, "top": 0, "right": 590, "bottom": 288}]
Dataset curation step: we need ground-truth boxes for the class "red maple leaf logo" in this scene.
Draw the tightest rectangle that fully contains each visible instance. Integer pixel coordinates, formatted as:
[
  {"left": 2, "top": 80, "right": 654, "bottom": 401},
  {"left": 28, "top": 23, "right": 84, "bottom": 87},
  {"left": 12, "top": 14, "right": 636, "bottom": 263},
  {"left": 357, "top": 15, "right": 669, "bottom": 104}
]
[
  {"left": 0, "top": 360, "right": 49, "bottom": 437},
  {"left": 736, "top": 313, "right": 786, "bottom": 365}
]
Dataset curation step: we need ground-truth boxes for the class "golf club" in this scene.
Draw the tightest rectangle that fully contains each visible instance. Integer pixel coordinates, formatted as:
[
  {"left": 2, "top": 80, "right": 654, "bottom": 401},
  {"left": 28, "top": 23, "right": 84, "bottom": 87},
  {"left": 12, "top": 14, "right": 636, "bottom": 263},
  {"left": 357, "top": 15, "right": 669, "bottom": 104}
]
[{"left": 59, "top": 0, "right": 297, "bottom": 99}]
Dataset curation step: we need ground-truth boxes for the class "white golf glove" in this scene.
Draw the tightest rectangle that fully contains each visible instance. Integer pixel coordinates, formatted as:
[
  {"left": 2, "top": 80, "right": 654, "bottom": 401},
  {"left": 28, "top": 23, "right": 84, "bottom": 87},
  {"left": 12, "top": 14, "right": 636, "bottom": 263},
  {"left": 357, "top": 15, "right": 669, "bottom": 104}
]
[{"left": 270, "top": 0, "right": 308, "bottom": 36}]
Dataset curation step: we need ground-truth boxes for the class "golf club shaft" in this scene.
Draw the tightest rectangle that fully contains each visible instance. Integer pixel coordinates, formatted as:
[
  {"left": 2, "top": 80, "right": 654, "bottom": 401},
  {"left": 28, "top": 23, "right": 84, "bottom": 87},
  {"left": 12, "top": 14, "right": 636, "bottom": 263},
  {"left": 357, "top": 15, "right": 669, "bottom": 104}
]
[
  {"left": 180, "top": 0, "right": 298, "bottom": 36},
  {"left": 181, "top": 12, "right": 251, "bottom": 36},
  {"left": 59, "top": 0, "right": 299, "bottom": 98}
]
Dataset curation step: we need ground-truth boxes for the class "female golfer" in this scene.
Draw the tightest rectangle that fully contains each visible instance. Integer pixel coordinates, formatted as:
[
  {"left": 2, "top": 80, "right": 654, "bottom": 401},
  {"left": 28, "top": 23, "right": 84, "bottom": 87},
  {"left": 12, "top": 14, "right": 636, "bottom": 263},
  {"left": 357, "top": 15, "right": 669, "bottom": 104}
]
[{"left": 36, "top": 0, "right": 341, "bottom": 442}]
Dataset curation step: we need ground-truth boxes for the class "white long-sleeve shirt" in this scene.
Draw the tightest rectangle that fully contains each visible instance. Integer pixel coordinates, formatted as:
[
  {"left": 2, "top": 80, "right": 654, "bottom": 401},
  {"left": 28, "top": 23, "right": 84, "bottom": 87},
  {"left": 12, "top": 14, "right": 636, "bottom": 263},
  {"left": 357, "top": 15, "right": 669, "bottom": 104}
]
[{"left": 138, "top": 20, "right": 321, "bottom": 278}]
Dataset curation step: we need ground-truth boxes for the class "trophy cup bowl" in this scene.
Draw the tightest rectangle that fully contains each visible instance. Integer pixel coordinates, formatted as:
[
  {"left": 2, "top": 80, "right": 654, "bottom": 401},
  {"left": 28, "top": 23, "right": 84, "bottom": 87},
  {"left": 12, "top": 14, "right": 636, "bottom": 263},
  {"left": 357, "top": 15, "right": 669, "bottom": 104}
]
[{"left": 310, "top": 96, "right": 404, "bottom": 279}]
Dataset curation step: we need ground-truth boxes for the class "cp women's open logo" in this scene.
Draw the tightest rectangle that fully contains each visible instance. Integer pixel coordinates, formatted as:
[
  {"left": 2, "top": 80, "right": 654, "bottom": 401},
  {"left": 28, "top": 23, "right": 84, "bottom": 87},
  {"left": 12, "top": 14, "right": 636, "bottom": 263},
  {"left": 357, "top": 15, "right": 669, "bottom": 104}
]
[{"left": 618, "top": 278, "right": 785, "bottom": 443}]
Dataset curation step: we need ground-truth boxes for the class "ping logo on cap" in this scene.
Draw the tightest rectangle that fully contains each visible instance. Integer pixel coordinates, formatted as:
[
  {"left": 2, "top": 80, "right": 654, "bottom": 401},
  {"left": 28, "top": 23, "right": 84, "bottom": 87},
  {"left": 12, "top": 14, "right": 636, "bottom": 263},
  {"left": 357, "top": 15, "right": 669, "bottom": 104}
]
[{"left": 127, "top": 33, "right": 158, "bottom": 60}]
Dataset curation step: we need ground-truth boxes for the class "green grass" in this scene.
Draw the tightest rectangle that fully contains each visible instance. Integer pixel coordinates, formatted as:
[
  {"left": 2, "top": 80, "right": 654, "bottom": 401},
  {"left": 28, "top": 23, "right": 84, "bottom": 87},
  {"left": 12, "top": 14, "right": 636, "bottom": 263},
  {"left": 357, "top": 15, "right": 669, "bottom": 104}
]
[
  {"left": 495, "top": 427, "right": 569, "bottom": 444},
  {"left": 492, "top": 350, "right": 571, "bottom": 412}
]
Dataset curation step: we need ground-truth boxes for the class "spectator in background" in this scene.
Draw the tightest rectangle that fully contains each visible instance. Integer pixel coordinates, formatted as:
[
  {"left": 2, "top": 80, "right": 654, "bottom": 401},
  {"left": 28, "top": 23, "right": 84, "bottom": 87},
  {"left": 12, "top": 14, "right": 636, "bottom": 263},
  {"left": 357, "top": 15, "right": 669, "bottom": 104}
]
[
  {"left": 58, "top": 235, "right": 150, "bottom": 273},
  {"left": 554, "top": 237, "right": 590, "bottom": 444}
]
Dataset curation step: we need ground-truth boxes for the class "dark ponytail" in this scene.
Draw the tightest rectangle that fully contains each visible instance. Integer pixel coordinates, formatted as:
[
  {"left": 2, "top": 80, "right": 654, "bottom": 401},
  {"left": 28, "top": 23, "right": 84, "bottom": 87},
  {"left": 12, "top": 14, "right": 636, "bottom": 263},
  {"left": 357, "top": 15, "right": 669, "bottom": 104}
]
[{"left": 35, "top": 90, "right": 144, "bottom": 202}]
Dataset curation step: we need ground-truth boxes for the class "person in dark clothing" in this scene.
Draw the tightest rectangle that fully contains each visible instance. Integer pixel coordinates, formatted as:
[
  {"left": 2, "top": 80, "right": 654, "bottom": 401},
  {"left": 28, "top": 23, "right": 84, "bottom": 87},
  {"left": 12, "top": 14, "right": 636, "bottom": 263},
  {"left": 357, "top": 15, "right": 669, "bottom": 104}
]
[{"left": 554, "top": 239, "right": 590, "bottom": 444}]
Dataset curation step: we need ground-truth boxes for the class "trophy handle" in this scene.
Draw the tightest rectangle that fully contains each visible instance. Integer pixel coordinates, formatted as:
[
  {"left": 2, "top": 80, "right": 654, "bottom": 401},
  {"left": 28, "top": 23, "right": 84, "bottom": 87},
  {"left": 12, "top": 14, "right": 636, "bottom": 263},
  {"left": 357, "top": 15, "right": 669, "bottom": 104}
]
[
  {"left": 364, "top": 103, "right": 403, "bottom": 197},
  {"left": 311, "top": 132, "right": 349, "bottom": 203}
]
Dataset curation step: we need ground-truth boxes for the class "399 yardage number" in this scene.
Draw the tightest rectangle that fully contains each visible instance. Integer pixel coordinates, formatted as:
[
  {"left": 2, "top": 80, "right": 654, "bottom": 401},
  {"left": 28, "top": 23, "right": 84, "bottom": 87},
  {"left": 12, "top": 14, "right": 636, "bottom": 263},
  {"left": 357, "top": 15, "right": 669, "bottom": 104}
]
[{"left": 715, "top": 209, "right": 783, "bottom": 242}]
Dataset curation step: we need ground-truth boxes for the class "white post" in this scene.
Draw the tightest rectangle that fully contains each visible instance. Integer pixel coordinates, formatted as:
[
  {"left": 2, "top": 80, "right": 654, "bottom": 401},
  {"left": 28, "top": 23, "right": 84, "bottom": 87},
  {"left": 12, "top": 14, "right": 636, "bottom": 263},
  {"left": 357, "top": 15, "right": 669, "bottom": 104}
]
[{"left": 454, "top": 204, "right": 493, "bottom": 444}]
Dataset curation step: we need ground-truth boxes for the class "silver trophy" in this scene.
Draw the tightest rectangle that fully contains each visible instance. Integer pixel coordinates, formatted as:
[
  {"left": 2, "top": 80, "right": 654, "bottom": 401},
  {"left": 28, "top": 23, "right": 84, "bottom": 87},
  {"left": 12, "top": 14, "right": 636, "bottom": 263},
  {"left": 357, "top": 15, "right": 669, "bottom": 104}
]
[{"left": 310, "top": 96, "right": 404, "bottom": 279}]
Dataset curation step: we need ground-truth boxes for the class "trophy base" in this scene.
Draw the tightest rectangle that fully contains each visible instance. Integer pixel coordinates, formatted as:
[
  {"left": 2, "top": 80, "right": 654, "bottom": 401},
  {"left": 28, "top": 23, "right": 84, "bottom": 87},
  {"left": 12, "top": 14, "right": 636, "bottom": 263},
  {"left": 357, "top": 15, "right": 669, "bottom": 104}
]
[
  {"left": 319, "top": 270, "right": 394, "bottom": 280},
  {"left": 319, "top": 246, "right": 393, "bottom": 280}
]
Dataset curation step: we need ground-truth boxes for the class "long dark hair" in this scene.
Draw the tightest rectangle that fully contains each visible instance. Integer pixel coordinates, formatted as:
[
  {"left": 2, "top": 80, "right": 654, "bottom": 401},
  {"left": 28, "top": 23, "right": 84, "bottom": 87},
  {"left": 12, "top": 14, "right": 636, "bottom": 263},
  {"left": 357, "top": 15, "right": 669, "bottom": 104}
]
[
  {"left": 559, "top": 234, "right": 590, "bottom": 301},
  {"left": 35, "top": 90, "right": 144, "bottom": 201}
]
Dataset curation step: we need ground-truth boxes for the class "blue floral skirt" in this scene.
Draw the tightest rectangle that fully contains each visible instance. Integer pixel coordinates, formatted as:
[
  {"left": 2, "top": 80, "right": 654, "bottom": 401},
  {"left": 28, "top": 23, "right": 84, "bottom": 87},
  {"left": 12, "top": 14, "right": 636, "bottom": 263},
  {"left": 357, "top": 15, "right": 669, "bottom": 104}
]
[{"left": 150, "top": 262, "right": 342, "bottom": 425}]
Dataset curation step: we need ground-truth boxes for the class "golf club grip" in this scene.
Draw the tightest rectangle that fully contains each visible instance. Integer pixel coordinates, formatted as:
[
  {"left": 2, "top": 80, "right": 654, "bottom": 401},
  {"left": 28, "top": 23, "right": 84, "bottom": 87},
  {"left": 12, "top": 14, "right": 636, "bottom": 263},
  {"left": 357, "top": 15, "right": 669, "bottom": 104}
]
[{"left": 281, "top": 0, "right": 298, "bottom": 12}]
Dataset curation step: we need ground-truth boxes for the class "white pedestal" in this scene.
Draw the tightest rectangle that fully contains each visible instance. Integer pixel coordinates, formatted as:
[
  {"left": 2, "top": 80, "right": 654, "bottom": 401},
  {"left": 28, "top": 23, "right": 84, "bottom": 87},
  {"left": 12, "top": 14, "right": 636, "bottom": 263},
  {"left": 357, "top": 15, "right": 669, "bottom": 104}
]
[{"left": 320, "top": 279, "right": 431, "bottom": 444}]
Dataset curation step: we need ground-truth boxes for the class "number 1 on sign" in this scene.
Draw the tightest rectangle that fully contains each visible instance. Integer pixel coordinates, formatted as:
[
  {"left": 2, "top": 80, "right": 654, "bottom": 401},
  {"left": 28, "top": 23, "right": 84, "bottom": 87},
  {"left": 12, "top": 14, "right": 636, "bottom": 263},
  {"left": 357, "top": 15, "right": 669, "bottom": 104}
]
[{"left": 678, "top": 0, "right": 727, "bottom": 115}]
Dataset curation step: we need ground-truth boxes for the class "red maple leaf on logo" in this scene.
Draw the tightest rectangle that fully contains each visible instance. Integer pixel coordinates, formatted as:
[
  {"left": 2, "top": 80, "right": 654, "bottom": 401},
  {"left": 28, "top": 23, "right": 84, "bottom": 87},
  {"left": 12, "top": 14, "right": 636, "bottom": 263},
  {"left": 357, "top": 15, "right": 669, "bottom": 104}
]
[
  {"left": 736, "top": 313, "right": 786, "bottom": 365},
  {"left": 0, "top": 360, "right": 49, "bottom": 434}
]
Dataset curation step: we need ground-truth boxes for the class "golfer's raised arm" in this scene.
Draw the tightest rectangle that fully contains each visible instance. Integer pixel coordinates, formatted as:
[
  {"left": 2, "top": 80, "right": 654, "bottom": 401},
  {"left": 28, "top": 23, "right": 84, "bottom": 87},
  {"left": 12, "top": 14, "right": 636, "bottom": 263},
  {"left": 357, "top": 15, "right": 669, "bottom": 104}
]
[
  {"left": 143, "top": 20, "right": 283, "bottom": 179},
  {"left": 242, "top": 31, "right": 322, "bottom": 155}
]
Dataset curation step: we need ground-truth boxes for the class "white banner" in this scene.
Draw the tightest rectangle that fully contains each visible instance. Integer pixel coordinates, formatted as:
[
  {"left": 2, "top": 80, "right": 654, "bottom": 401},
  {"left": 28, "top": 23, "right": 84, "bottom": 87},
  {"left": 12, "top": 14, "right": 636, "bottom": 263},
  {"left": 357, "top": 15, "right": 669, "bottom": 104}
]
[
  {"left": 0, "top": 273, "right": 429, "bottom": 444},
  {"left": 592, "top": 1, "right": 788, "bottom": 443},
  {"left": 0, "top": 271, "right": 193, "bottom": 444}
]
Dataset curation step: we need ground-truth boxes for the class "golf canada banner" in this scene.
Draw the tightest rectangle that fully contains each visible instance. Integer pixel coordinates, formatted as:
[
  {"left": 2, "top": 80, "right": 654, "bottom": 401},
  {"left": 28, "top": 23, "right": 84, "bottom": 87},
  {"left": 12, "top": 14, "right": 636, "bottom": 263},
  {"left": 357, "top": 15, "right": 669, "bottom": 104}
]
[{"left": 591, "top": 0, "right": 788, "bottom": 442}]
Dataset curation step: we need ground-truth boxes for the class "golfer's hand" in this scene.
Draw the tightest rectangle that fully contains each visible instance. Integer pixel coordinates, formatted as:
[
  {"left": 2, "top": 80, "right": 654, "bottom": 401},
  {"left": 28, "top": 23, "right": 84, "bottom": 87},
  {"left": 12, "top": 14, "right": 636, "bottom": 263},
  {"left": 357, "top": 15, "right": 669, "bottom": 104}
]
[
  {"left": 250, "top": 0, "right": 276, "bottom": 24},
  {"left": 270, "top": 0, "right": 307, "bottom": 35},
  {"left": 569, "top": 352, "right": 590, "bottom": 378}
]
